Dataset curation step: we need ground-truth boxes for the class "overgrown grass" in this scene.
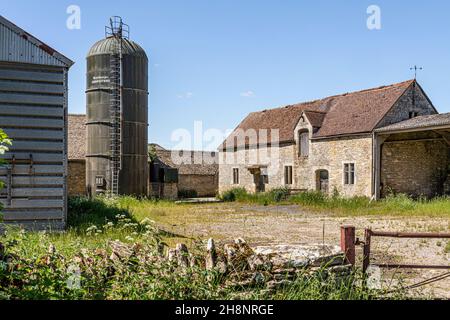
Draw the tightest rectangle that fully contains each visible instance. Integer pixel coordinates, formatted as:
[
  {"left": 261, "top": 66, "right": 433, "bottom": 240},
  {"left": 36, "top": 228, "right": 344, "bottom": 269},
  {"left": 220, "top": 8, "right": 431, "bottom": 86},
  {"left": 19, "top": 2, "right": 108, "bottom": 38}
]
[
  {"left": 221, "top": 188, "right": 290, "bottom": 206},
  {"left": 220, "top": 188, "right": 450, "bottom": 217},
  {"left": 0, "top": 196, "right": 385, "bottom": 300}
]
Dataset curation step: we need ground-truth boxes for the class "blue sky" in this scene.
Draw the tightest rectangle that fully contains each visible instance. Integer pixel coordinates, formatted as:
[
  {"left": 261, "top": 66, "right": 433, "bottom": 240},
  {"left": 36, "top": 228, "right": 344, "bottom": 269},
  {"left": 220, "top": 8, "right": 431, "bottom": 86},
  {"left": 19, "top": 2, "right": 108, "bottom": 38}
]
[{"left": 2, "top": 1, "right": 450, "bottom": 150}]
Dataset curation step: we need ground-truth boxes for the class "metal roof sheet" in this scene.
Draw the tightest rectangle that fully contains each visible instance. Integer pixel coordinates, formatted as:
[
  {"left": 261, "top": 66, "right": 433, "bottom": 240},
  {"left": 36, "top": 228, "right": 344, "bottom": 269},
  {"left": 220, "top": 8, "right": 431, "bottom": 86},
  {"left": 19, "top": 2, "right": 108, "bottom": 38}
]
[
  {"left": 0, "top": 15, "right": 74, "bottom": 68},
  {"left": 87, "top": 37, "right": 147, "bottom": 58},
  {"left": 375, "top": 113, "right": 450, "bottom": 133}
]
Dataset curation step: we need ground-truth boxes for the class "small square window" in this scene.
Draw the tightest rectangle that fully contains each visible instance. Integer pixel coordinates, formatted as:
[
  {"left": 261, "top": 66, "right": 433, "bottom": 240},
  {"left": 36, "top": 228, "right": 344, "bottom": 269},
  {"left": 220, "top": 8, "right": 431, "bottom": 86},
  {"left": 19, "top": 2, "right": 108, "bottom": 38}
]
[
  {"left": 95, "top": 176, "right": 105, "bottom": 187},
  {"left": 409, "top": 111, "right": 419, "bottom": 119},
  {"left": 344, "top": 163, "right": 355, "bottom": 185}
]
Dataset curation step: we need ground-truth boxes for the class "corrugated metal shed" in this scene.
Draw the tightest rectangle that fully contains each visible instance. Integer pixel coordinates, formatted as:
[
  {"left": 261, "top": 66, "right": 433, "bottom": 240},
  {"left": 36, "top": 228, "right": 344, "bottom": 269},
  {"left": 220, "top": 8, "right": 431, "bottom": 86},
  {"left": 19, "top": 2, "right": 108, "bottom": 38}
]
[
  {"left": 0, "top": 15, "right": 73, "bottom": 67},
  {"left": 0, "top": 15, "right": 74, "bottom": 230}
]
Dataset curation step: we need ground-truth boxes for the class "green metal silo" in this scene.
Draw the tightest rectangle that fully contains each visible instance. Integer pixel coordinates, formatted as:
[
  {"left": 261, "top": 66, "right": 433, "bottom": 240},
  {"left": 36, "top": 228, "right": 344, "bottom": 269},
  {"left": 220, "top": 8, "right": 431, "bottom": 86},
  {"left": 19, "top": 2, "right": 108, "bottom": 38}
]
[{"left": 86, "top": 17, "right": 148, "bottom": 196}]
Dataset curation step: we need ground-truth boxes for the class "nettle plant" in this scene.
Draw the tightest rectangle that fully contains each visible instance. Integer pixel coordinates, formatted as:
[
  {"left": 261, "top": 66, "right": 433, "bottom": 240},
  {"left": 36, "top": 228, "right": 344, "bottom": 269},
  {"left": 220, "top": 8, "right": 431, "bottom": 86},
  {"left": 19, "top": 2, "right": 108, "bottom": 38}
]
[{"left": 0, "top": 129, "right": 12, "bottom": 220}]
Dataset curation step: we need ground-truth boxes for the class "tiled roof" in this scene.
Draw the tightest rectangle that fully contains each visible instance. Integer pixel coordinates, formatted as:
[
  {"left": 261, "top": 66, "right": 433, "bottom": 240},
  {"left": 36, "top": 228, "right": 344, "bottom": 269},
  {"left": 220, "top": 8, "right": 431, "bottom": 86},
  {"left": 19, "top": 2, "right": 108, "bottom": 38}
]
[
  {"left": 304, "top": 111, "right": 327, "bottom": 128},
  {"left": 68, "top": 114, "right": 87, "bottom": 160},
  {"left": 221, "top": 80, "right": 416, "bottom": 149},
  {"left": 376, "top": 113, "right": 450, "bottom": 133},
  {"left": 155, "top": 149, "right": 219, "bottom": 176}
]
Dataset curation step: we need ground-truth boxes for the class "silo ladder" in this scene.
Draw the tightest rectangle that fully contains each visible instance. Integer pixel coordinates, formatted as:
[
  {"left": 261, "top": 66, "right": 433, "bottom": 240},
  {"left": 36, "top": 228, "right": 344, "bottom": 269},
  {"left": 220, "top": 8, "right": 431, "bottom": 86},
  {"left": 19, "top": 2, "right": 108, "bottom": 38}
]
[{"left": 109, "top": 36, "right": 122, "bottom": 196}]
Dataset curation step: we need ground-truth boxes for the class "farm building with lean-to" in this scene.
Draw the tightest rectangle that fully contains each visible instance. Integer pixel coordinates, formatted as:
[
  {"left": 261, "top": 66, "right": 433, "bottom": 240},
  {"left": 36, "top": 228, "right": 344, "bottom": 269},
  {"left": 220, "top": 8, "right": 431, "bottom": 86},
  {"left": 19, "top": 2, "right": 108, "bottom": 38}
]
[{"left": 219, "top": 80, "right": 450, "bottom": 199}]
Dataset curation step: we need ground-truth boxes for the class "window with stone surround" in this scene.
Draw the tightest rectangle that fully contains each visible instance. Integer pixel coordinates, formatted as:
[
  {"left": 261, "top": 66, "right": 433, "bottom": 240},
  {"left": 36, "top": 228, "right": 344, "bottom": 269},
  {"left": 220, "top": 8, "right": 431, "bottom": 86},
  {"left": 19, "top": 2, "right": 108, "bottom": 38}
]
[
  {"left": 344, "top": 163, "right": 355, "bottom": 185},
  {"left": 233, "top": 168, "right": 239, "bottom": 185},
  {"left": 284, "top": 166, "right": 293, "bottom": 185},
  {"left": 298, "top": 130, "right": 309, "bottom": 158}
]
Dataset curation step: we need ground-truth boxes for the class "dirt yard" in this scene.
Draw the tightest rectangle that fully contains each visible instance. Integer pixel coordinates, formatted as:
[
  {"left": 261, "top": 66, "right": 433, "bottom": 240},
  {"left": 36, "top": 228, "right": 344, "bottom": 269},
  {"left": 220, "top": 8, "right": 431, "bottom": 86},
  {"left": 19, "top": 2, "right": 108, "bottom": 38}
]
[{"left": 147, "top": 203, "right": 450, "bottom": 299}]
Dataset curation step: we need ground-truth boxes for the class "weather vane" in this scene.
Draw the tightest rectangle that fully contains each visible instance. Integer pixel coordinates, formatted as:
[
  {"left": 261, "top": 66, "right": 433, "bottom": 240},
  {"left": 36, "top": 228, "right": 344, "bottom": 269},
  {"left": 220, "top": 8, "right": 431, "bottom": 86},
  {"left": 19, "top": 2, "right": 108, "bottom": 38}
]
[{"left": 410, "top": 65, "right": 423, "bottom": 80}]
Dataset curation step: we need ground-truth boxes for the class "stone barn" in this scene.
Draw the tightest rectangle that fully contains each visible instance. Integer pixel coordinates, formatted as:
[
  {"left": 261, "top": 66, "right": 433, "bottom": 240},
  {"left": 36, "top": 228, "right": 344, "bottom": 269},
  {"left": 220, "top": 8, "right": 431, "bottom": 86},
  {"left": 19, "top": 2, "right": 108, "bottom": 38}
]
[
  {"left": 67, "top": 114, "right": 87, "bottom": 196},
  {"left": 150, "top": 144, "right": 219, "bottom": 199},
  {"left": 219, "top": 80, "right": 450, "bottom": 199}
]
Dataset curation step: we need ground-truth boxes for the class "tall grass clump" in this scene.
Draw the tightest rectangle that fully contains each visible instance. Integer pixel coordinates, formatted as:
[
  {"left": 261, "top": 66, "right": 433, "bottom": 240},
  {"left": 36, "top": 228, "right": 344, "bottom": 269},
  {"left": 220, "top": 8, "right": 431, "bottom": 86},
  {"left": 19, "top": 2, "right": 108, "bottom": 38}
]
[
  {"left": 272, "top": 270, "right": 377, "bottom": 300},
  {"left": 220, "top": 188, "right": 248, "bottom": 202},
  {"left": 221, "top": 187, "right": 450, "bottom": 217},
  {"left": 220, "top": 187, "right": 291, "bottom": 206}
]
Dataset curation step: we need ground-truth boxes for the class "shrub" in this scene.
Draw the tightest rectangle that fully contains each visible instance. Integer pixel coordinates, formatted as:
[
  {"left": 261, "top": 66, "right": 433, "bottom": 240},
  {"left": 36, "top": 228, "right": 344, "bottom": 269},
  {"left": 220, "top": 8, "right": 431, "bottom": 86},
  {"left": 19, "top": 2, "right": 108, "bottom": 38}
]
[
  {"left": 68, "top": 196, "right": 139, "bottom": 232},
  {"left": 290, "top": 191, "right": 327, "bottom": 206},
  {"left": 220, "top": 188, "right": 248, "bottom": 202},
  {"left": 269, "top": 188, "right": 290, "bottom": 203},
  {"left": 383, "top": 193, "right": 417, "bottom": 211},
  {"left": 178, "top": 189, "right": 198, "bottom": 199},
  {"left": 445, "top": 241, "right": 450, "bottom": 254}
]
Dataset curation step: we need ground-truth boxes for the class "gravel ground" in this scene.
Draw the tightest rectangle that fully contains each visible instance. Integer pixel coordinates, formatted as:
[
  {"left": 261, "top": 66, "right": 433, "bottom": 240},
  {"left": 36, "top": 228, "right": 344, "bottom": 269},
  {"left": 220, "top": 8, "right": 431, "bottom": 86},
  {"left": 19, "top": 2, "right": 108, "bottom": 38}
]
[{"left": 156, "top": 203, "right": 450, "bottom": 299}]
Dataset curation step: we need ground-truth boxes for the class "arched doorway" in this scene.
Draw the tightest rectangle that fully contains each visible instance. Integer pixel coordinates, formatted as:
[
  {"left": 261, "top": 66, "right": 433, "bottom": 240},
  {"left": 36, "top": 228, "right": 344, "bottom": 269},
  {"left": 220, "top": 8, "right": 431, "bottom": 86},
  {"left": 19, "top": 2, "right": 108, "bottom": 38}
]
[{"left": 316, "top": 170, "right": 329, "bottom": 194}]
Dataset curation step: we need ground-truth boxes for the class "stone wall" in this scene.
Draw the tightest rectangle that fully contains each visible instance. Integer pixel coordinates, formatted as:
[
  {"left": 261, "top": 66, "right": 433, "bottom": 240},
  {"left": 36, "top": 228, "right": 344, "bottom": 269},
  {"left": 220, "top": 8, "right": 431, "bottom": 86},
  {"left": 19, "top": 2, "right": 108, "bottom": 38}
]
[
  {"left": 297, "top": 136, "right": 374, "bottom": 197},
  {"left": 219, "top": 134, "right": 374, "bottom": 198},
  {"left": 218, "top": 143, "right": 297, "bottom": 194},
  {"left": 149, "top": 182, "right": 178, "bottom": 200},
  {"left": 68, "top": 160, "right": 86, "bottom": 197},
  {"left": 376, "top": 83, "right": 437, "bottom": 129},
  {"left": 381, "top": 140, "right": 449, "bottom": 197},
  {"left": 178, "top": 174, "right": 218, "bottom": 197}
]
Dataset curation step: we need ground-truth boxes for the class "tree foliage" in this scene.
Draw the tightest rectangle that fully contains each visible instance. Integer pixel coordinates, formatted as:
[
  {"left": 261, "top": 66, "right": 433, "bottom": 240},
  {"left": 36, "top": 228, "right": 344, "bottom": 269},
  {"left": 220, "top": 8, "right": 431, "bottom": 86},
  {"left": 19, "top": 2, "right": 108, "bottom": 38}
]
[
  {"left": 0, "top": 129, "right": 12, "bottom": 215},
  {"left": 0, "top": 129, "right": 11, "bottom": 158}
]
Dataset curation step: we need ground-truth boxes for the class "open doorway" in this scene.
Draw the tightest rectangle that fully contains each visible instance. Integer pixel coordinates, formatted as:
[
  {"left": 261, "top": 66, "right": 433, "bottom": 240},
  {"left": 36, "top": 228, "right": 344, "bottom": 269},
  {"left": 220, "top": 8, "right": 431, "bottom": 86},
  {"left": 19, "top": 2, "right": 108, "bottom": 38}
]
[
  {"left": 316, "top": 170, "right": 329, "bottom": 194},
  {"left": 247, "top": 166, "right": 268, "bottom": 193}
]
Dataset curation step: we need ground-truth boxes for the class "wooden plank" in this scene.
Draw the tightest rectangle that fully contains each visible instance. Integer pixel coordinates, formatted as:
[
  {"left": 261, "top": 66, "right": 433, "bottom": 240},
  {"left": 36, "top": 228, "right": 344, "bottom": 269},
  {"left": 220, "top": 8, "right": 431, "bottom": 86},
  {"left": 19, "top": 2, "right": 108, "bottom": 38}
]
[
  {"left": 0, "top": 165, "right": 64, "bottom": 175},
  {"left": 0, "top": 187, "right": 64, "bottom": 197},
  {"left": 2, "top": 128, "right": 64, "bottom": 140},
  {"left": 0, "top": 80, "right": 64, "bottom": 94},
  {"left": 1, "top": 220, "right": 65, "bottom": 231},
  {"left": 0, "top": 93, "right": 64, "bottom": 106},
  {"left": 1, "top": 210, "right": 63, "bottom": 221},
  {"left": 0, "top": 152, "right": 63, "bottom": 163},
  {"left": 0, "top": 69, "right": 63, "bottom": 83},
  {"left": 0, "top": 105, "right": 64, "bottom": 118},
  {"left": 6, "top": 199, "right": 64, "bottom": 209},
  {"left": 9, "top": 141, "right": 63, "bottom": 152},
  {"left": 0, "top": 117, "right": 64, "bottom": 129},
  {"left": 0, "top": 176, "right": 64, "bottom": 186}
]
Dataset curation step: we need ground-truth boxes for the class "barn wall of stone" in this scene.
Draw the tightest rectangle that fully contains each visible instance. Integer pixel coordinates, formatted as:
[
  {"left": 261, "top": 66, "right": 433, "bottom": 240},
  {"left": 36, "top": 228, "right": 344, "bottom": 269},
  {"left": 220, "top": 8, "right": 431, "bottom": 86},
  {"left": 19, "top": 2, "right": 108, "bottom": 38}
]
[
  {"left": 219, "top": 135, "right": 374, "bottom": 198},
  {"left": 219, "top": 144, "right": 297, "bottom": 194},
  {"left": 148, "top": 182, "right": 178, "bottom": 200},
  {"left": 297, "top": 136, "right": 374, "bottom": 198},
  {"left": 381, "top": 140, "right": 449, "bottom": 198},
  {"left": 178, "top": 174, "right": 218, "bottom": 197},
  {"left": 68, "top": 160, "right": 86, "bottom": 197},
  {"left": 376, "top": 83, "right": 437, "bottom": 129}
]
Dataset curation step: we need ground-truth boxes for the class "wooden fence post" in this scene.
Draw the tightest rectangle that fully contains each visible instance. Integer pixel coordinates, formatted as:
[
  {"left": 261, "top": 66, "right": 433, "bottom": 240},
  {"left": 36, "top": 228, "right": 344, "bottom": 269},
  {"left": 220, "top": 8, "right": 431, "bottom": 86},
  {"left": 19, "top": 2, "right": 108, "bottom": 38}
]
[
  {"left": 340, "top": 226, "right": 356, "bottom": 266},
  {"left": 363, "top": 229, "right": 372, "bottom": 273}
]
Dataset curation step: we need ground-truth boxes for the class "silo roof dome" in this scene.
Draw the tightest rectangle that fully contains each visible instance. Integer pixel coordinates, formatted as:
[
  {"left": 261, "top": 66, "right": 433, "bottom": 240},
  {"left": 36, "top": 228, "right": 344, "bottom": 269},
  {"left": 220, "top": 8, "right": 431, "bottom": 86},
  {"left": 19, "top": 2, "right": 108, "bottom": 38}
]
[{"left": 87, "top": 37, "right": 147, "bottom": 58}]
